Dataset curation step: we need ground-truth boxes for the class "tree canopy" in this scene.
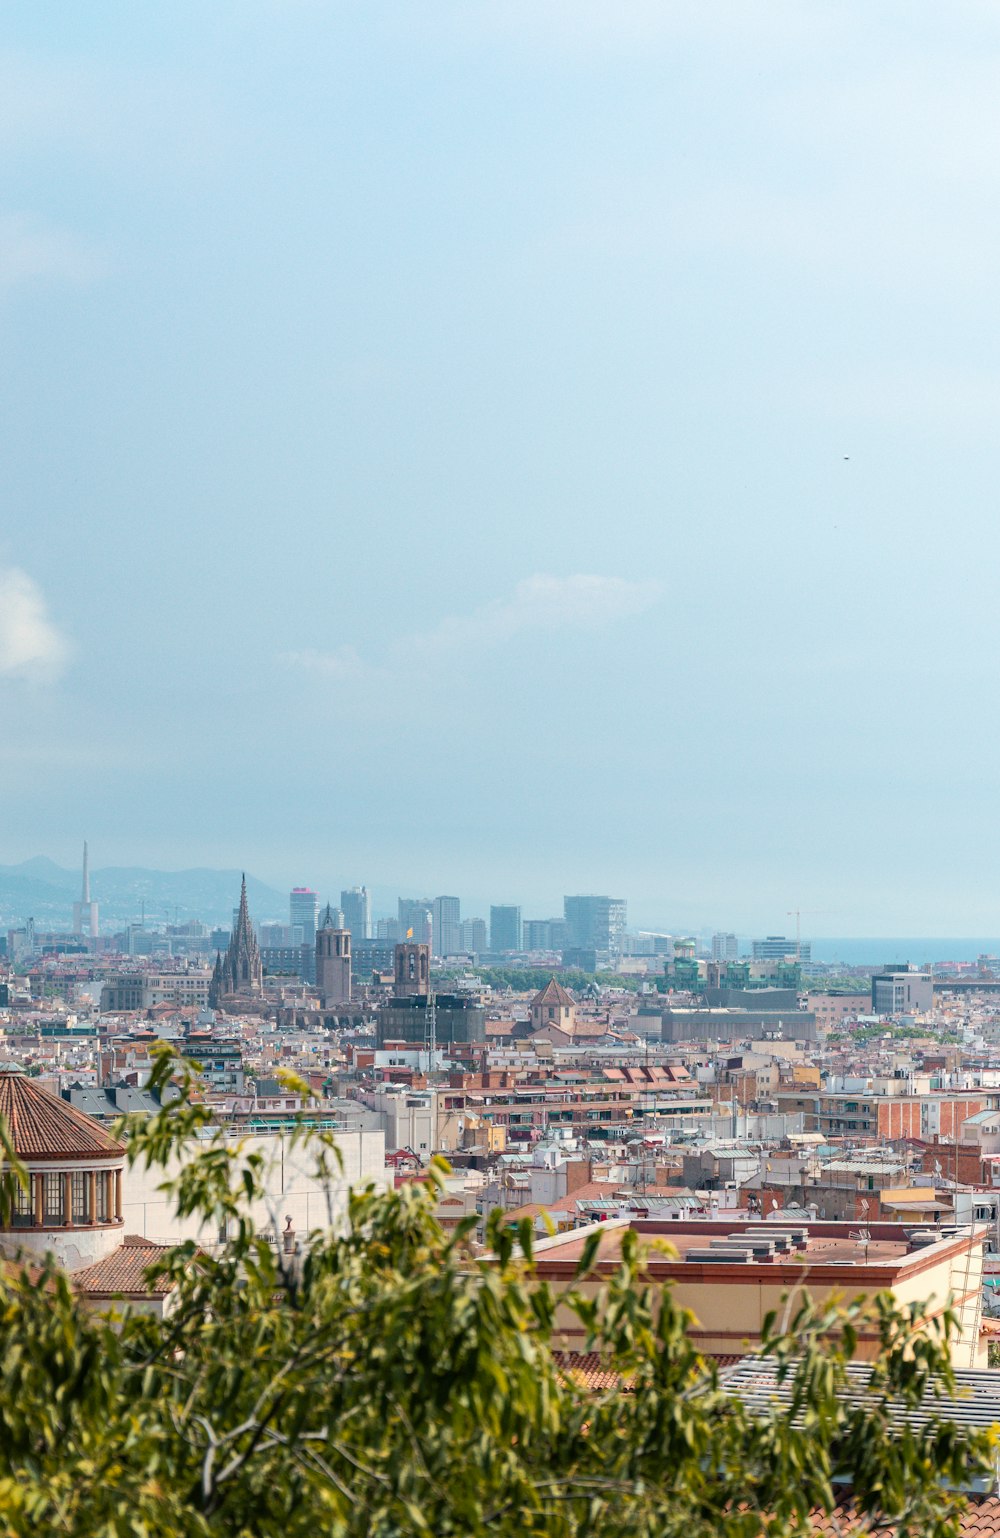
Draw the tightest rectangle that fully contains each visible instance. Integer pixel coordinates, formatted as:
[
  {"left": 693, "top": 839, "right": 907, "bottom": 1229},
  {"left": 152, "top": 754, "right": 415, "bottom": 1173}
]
[{"left": 0, "top": 1047, "right": 992, "bottom": 1537}]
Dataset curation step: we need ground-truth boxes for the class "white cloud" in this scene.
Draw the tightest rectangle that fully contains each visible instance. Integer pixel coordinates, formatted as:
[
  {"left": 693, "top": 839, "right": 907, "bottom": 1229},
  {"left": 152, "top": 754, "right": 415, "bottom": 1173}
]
[
  {"left": 280, "top": 645, "right": 372, "bottom": 681},
  {"left": 0, "top": 212, "right": 107, "bottom": 290},
  {"left": 0, "top": 566, "right": 71, "bottom": 681},
  {"left": 282, "top": 573, "right": 661, "bottom": 684},
  {"left": 410, "top": 574, "right": 662, "bottom": 658}
]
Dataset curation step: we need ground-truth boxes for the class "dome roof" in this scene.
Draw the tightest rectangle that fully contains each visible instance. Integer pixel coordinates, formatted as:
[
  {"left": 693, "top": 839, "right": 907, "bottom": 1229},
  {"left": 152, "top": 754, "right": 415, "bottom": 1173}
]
[{"left": 0, "top": 1073, "right": 125, "bottom": 1161}]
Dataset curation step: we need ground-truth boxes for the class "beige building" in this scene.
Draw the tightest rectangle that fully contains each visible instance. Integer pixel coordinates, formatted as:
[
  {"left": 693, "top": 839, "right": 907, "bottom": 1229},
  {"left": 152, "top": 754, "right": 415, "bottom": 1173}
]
[
  {"left": 100, "top": 971, "right": 212, "bottom": 1012},
  {"left": 530, "top": 978, "right": 577, "bottom": 1036},
  {"left": 804, "top": 991, "right": 870, "bottom": 1032},
  {"left": 525, "top": 1215, "right": 987, "bottom": 1368}
]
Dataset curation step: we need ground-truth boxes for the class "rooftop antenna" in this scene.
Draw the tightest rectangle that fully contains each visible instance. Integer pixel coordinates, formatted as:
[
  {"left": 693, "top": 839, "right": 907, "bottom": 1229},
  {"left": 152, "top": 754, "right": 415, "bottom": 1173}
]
[{"left": 850, "top": 1198, "right": 872, "bottom": 1263}]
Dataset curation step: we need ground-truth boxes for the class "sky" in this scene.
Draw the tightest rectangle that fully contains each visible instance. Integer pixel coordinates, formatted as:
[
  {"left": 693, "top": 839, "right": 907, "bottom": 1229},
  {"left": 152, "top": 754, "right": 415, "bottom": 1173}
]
[{"left": 3, "top": 1, "right": 1000, "bottom": 934}]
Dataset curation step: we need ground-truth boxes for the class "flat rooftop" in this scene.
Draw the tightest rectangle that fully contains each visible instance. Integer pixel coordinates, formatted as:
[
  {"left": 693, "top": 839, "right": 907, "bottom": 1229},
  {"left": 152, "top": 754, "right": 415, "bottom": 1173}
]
[{"left": 528, "top": 1217, "right": 981, "bottom": 1278}]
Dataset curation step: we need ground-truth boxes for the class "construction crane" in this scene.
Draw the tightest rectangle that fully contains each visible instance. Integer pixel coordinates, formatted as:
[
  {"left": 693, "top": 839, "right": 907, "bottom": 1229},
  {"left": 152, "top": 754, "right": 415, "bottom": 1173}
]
[{"left": 785, "top": 910, "right": 831, "bottom": 960}]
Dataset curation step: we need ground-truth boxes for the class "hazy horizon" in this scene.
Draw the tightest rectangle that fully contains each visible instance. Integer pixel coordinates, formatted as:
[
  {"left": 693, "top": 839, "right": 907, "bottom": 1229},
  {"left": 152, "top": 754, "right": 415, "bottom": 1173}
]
[{"left": 4, "top": 4, "right": 1000, "bottom": 934}]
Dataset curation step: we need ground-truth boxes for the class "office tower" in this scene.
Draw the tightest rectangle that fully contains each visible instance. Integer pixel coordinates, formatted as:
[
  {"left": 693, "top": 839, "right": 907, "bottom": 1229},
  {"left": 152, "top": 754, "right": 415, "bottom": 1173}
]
[
  {"left": 289, "top": 888, "right": 319, "bottom": 947},
  {"left": 398, "top": 898, "right": 433, "bottom": 948},
  {"left": 711, "top": 932, "right": 739, "bottom": 961},
  {"left": 432, "top": 895, "right": 461, "bottom": 957},
  {"left": 72, "top": 842, "right": 99, "bottom": 939},
  {"left": 458, "top": 917, "right": 487, "bottom": 954},
  {"left": 376, "top": 917, "right": 401, "bottom": 942},
  {"left": 316, "top": 902, "right": 351, "bottom": 1006},
  {"left": 490, "top": 904, "right": 522, "bottom": 953},
  {"left": 393, "top": 941, "right": 430, "bottom": 997},
  {"left": 341, "top": 886, "right": 372, "bottom": 941},
  {"left": 260, "top": 923, "right": 296, "bottom": 948},
  {"left": 563, "top": 895, "right": 627, "bottom": 961},
  {"left": 752, "top": 935, "right": 811, "bottom": 962}
]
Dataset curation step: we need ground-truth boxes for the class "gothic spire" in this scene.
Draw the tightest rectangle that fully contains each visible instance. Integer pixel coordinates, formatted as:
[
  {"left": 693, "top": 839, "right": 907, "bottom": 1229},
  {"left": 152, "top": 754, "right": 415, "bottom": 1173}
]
[{"left": 220, "top": 875, "right": 262, "bottom": 997}]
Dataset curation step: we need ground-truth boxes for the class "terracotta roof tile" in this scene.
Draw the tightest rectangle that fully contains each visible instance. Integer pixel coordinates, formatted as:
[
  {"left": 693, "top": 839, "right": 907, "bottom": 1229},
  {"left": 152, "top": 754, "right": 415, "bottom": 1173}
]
[
  {"left": 553, "top": 1350, "right": 633, "bottom": 1392},
  {"left": 531, "top": 978, "right": 576, "bottom": 1010},
  {"left": 0, "top": 1073, "right": 124, "bottom": 1160},
  {"left": 805, "top": 1500, "right": 1000, "bottom": 1535},
  {"left": 72, "top": 1235, "right": 174, "bottom": 1298}
]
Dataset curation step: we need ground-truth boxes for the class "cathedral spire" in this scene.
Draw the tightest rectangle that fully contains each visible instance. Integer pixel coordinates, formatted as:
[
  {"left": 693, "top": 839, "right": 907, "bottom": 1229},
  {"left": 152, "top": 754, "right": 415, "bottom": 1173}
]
[
  {"left": 319, "top": 901, "right": 336, "bottom": 930},
  {"left": 218, "top": 875, "right": 262, "bottom": 1000}
]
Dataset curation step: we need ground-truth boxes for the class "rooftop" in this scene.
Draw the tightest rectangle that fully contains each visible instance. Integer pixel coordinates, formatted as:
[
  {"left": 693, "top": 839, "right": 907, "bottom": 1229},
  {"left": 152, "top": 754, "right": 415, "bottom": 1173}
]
[
  {"left": 527, "top": 1217, "right": 980, "bottom": 1277},
  {"left": 0, "top": 1072, "right": 125, "bottom": 1161},
  {"left": 72, "top": 1235, "right": 175, "bottom": 1299}
]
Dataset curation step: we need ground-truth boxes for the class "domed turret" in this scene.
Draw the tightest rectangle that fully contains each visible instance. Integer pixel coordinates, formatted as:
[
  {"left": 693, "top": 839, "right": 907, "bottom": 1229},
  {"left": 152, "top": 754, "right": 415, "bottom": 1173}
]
[{"left": 0, "top": 1071, "right": 126, "bottom": 1271}]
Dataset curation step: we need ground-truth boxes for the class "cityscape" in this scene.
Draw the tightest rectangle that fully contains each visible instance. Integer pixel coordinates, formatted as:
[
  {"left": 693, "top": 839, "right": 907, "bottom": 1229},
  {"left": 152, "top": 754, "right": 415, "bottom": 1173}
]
[{"left": 6, "top": 0, "right": 1000, "bottom": 1531}]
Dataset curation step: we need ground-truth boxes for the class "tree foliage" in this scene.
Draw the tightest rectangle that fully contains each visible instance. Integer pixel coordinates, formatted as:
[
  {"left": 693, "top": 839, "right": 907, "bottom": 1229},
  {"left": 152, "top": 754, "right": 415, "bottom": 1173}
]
[{"left": 0, "top": 1046, "right": 993, "bottom": 1536}]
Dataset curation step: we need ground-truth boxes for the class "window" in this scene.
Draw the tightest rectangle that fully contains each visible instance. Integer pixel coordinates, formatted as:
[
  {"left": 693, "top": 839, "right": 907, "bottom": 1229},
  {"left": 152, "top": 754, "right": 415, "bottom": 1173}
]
[
  {"left": 43, "top": 1172, "right": 63, "bottom": 1224},
  {"left": 3, "top": 1173, "right": 32, "bottom": 1228},
  {"left": 72, "top": 1171, "right": 88, "bottom": 1222},
  {"left": 95, "top": 1173, "right": 110, "bottom": 1222}
]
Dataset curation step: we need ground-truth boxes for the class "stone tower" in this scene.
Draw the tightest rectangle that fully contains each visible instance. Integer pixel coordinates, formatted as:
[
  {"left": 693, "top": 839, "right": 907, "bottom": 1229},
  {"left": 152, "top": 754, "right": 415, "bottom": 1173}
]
[
  {"left": 212, "top": 875, "right": 263, "bottom": 1003},
  {"left": 316, "top": 902, "right": 351, "bottom": 1007},
  {"left": 394, "top": 941, "right": 430, "bottom": 998}
]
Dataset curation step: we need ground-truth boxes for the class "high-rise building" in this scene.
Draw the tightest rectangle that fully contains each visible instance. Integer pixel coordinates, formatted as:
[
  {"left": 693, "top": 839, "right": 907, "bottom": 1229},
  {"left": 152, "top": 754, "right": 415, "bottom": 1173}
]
[
  {"left": 398, "top": 899, "right": 433, "bottom": 949},
  {"left": 289, "top": 888, "right": 319, "bottom": 947},
  {"left": 432, "top": 896, "right": 461, "bottom": 957},
  {"left": 72, "top": 842, "right": 99, "bottom": 939},
  {"left": 523, "top": 918, "right": 569, "bottom": 952},
  {"left": 752, "top": 935, "right": 811, "bottom": 962},
  {"left": 316, "top": 902, "right": 351, "bottom": 1007},
  {"left": 711, "top": 932, "right": 739, "bottom": 961},
  {"left": 341, "top": 886, "right": 372, "bottom": 941},
  {"left": 563, "top": 895, "right": 626, "bottom": 961},
  {"left": 490, "top": 905, "right": 522, "bottom": 953},
  {"left": 458, "top": 918, "right": 487, "bottom": 955}
]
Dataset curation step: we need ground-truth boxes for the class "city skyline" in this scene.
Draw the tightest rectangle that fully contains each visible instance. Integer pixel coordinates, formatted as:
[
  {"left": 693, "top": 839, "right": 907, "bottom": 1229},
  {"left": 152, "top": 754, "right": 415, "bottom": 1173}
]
[{"left": 8, "top": 846, "right": 1000, "bottom": 953}]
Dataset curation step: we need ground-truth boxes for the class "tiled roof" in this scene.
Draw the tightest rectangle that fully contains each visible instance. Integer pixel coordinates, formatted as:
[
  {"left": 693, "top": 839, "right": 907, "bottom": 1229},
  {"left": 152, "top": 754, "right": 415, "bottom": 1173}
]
[
  {"left": 72, "top": 1235, "right": 174, "bottom": 1298},
  {"left": 531, "top": 978, "right": 576, "bottom": 1010},
  {"left": 553, "top": 1349, "right": 747, "bottom": 1393},
  {"left": 553, "top": 1350, "right": 633, "bottom": 1392},
  {"left": 807, "top": 1499, "right": 1000, "bottom": 1535},
  {"left": 0, "top": 1073, "right": 124, "bottom": 1160}
]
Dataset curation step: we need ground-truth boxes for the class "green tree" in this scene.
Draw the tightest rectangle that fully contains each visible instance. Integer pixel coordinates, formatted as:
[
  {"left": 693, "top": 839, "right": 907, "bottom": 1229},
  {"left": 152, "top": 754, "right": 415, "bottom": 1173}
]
[{"left": 0, "top": 1046, "right": 992, "bottom": 1536}]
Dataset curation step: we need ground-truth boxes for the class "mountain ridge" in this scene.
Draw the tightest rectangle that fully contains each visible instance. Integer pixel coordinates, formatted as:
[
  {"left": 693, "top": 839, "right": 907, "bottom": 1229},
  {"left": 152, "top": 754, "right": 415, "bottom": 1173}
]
[{"left": 0, "top": 861, "right": 289, "bottom": 928}]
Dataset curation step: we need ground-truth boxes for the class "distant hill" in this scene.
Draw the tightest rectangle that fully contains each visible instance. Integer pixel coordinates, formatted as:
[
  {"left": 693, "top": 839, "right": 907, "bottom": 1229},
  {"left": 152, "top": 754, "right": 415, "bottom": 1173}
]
[{"left": 0, "top": 861, "right": 287, "bottom": 929}]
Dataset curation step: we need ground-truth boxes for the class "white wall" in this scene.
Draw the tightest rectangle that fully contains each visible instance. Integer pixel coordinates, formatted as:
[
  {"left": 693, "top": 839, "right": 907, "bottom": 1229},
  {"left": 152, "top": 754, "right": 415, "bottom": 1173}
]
[{"left": 123, "top": 1129, "right": 387, "bottom": 1246}]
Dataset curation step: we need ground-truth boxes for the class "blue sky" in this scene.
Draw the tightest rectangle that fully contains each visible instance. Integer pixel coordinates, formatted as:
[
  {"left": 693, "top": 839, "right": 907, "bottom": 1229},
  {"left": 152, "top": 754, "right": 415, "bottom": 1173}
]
[{"left": 3, "top": 1, "right": 1000, "bottom": 933}]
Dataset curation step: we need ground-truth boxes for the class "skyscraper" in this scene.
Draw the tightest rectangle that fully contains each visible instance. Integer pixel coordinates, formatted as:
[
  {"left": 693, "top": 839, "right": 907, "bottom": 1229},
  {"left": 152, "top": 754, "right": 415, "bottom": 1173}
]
[
  {"left": 398, "top": 899, "right": 433, "bottom": 948},
  {"left": 458, "top": 917, "right": 487, "bottom": 955},
  {"left": 489, "top": 905, "right": 522, "bottom": 953},
  {"left": 711, "top": 932, "right": 739, "bottom": 961},
  {"left": 563, "top": 895, "right": 627, "bottom": 962},
  {"left": 289, "top": 888, "right": 319, "bottom": 948},
  {"left": 340, "top": 886, "right": 372, "bottom": 941},
  {"left": 432, "top": 896, "right": 461, "bottom": 957},
  {"left": 72, "top": 842, "right": 99, "bottom": 939}
]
